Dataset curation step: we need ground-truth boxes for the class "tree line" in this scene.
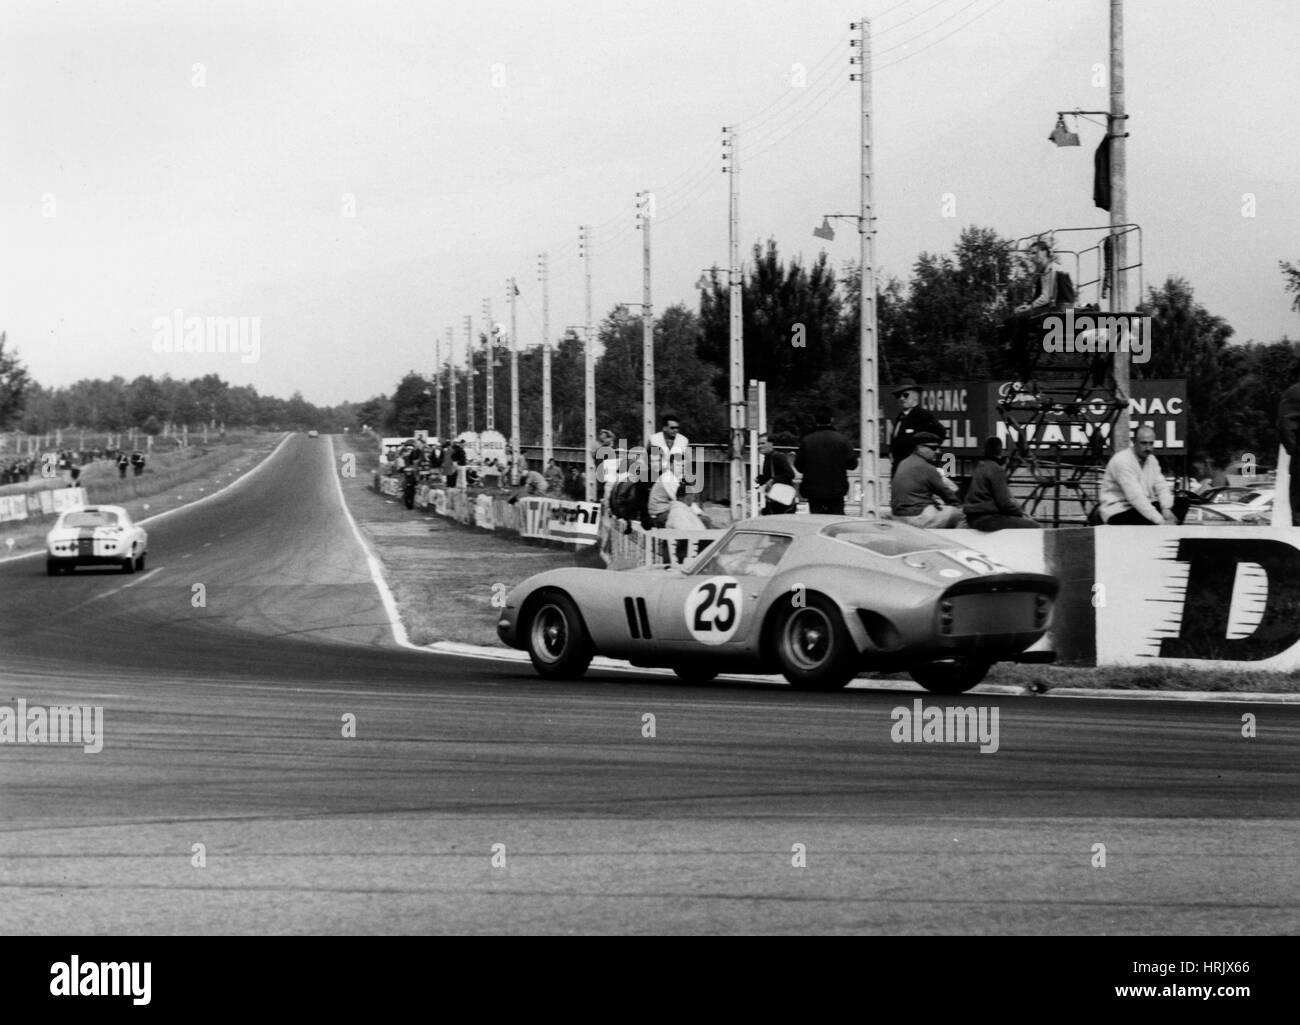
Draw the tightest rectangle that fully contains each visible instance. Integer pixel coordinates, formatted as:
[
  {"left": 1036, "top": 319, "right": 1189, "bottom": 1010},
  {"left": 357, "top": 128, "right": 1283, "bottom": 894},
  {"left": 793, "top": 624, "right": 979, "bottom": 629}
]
[
  {"left": 376, "top": 228, "right": 1299, "bottom": 467},
  {"left": 0, "top": 347, "right": 355, "bottom": 436},
  {"left": 4, "top": 230, "right": 1298, "bottom": 466}
]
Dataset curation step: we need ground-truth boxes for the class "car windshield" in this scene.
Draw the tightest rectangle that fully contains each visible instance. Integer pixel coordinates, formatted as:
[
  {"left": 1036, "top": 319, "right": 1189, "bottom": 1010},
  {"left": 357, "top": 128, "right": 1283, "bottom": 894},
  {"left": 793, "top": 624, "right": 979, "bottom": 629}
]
[
  {"left": 63, "top": 511, "right": 119, "bottom": 528},
  {"left": 692, "top": 531, "right": 792, "bottom": 577}
]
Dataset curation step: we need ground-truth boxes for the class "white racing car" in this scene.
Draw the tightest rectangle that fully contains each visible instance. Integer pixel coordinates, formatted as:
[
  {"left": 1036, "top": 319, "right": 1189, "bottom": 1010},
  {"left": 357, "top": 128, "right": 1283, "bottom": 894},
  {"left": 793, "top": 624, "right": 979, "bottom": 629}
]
[{"left": 46, "top": 505, "right": 148, "bottom": 575}]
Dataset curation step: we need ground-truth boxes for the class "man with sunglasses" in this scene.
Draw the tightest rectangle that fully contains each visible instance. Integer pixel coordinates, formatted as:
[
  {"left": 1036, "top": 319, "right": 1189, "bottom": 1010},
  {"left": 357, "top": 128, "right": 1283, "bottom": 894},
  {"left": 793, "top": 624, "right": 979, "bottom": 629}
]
[{"left": 890, "top": 432, "right": 962, "bottom": 528}]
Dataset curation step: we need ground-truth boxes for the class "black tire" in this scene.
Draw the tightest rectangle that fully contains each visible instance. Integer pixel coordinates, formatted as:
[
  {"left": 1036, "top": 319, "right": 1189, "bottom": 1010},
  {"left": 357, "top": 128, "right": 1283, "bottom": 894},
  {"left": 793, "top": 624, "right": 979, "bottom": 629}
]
[
  {"left": 908, "top": 659, "right": 992, "bottom": 695},
  {"left": 46, "top": 559, "right": 58, "bottom": 576},
  {"left": 772, "top": 593, "right": 858, "bottom": 691},
  {"left": 136, "top": 552, "right": 146, "bottom": 572},
  {"left": 526, "top": 593, "right": 593, "bottom": 680},
  {"left": 121, "top": 553, "right": 135, "bottom": 574},
  {"left": 671, "top": 663, "right": 719, "bottom": 684}
]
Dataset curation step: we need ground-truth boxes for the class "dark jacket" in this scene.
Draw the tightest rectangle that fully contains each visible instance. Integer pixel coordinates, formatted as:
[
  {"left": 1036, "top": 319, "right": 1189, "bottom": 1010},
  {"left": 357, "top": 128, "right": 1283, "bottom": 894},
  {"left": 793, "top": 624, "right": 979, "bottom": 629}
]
[
  {"left": 757, "top": 450, "right": 794, "bottom": 487},
  {"left": 1278, "top": 383, "right": 1300, "bottom": 457},
  {"left": 963, "top": 457, "right": 1023, "bottom": 518},
  {"left": 889, "top": 406, "right": 947, "bottom": 464},
  {"left": 795, "top": 423, "right": 858, "bottom": 503}
]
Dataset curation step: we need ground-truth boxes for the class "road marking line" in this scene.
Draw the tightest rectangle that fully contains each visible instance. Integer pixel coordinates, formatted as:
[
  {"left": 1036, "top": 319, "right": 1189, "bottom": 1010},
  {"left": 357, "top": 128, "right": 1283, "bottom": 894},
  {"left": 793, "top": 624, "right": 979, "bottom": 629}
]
[
  {"left": 62, "top": 567, "right": 164, "bottom": 613},
  {"left": 328, "top": 436, "right": 415, "bottom": 649}
]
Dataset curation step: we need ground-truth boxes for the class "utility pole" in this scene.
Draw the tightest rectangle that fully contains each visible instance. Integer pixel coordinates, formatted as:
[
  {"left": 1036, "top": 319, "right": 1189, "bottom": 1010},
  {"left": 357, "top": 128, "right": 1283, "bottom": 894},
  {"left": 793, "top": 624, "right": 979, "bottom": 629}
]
[
  {"left": 638, "top": 190, "right": 655, "bottom": 449},
  {"left": 852, "top": 16, "right": 880, "bottom": 516},
  {"left": 434, "top": 333, "right": 442, "bottom": 441},
  {"left": 508, "top": 277, "right": 520, "bottom": 485},
  {"left": 1109, "top": 0, "right": 1130, "bottom": 451},
  {"left": 464, "top": 315, "right": 475, "bottom": 434},
  {"left": 579, "top": 226, "right": 596, "bottom": 501},
  {"left": 538, "top": 252, "right": 552, "bottom": 466},
  {"left": 482, "top": 298, "right": 495, "bottom": 431},
  {"left": 723, "top": 125, "right": 744, "bottom": 522},
  {"left": 447, "top": 326, "right": 457, "bottom": 439}
]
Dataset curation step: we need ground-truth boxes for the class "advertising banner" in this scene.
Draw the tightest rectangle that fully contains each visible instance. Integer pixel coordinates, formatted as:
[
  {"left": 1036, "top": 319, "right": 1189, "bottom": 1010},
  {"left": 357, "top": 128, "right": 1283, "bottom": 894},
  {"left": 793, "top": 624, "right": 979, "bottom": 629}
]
[
  {"left": 1095, "top": 527, "right": 1300, "bottom": 669},
  {"left": 0, "top": 495, "right": 28, "bottom": 522},
  {"left": 479, "top": 429, "right": 508, "bottom": 467},
  {"left": 883, "top": 380, "right": 1187, "bottom": 457},
  {"left": 547, "top": 501, "right": 601, "bottom": 544},
  {"left": 519, "top": 498, "right": 550, "bottom": 540}
]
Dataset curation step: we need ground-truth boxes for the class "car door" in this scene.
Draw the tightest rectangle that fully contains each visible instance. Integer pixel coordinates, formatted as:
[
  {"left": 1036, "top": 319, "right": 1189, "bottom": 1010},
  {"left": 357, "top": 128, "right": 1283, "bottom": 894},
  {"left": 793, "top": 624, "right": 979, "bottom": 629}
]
[{"left": 653, "top": 531, "right": 793, "bottom": 659}]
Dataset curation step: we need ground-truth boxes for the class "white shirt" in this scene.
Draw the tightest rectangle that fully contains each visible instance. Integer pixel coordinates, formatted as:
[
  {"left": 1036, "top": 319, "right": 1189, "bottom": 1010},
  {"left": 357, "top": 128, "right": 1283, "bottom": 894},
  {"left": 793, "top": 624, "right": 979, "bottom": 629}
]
[
  {"left": 648, "top": 430, "right": 689, "bottom": 477},
  {"left": 1099, "top": 447, "right": 1174, "bottom": 524}
]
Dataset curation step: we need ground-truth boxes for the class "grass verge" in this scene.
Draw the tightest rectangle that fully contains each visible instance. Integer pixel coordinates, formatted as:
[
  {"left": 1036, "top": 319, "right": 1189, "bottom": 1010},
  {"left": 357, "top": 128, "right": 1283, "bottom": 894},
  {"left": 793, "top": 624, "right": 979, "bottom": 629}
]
[{"left": 334, "top": 432, "right": 592, "bottom": 646}]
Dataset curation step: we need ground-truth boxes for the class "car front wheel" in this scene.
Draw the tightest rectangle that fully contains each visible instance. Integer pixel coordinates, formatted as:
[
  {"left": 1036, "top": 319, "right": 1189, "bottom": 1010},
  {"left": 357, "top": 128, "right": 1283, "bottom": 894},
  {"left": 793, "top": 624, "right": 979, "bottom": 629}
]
[
  {"left": 527, "top": 593, "right": 593, "bottom": 680},
  {"left": 908, "top": 659, "right": 992, "bottom": 695},
  {"left": 772, "top": 594, "right": 858, "bottom": 691}
]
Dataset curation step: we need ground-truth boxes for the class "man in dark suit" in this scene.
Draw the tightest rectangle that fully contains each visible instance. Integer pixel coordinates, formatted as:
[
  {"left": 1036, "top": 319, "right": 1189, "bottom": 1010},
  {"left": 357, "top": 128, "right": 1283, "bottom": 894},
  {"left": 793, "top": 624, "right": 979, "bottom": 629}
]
[
  {"left": 889, "top": 379, "right": 947, "bottom": 466},
  {"left": 795, "top": 408, "right": 858, "bottom": 516},
  {"left": 1278, "top": 382, "right": 1300, "bottom": 525}
]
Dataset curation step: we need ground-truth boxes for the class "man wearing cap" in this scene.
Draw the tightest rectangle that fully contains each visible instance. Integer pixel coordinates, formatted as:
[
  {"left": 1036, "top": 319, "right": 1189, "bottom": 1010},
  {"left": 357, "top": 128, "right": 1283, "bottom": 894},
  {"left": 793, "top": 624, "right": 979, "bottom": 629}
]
[
  {"left": 889, "top": 380, "right": 947, "bottom": 466},
  {"left": 890, "top": 432, "right": 962, "bottom": 528}
]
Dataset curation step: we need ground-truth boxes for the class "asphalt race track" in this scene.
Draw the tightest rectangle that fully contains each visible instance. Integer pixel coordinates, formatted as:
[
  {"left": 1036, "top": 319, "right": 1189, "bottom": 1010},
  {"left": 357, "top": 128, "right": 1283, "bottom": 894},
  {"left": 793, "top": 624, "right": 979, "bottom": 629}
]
[{"left": 2, "top": 435, "right": 1297, "bottom": 934}]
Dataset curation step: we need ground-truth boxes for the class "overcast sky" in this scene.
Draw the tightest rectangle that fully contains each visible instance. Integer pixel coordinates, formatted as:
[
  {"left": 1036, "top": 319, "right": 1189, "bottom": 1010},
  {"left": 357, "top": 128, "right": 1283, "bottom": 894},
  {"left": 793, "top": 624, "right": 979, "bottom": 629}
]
[{"left": 2, "top": 0, "right": 1297, "bottom": 407}]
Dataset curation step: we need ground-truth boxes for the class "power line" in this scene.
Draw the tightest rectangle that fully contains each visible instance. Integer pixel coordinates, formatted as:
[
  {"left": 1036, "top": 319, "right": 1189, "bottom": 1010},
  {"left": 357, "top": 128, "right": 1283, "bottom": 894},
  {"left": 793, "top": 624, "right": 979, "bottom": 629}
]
[{"left": 876, "top": 0, "right": 1003, "bottom": 66}]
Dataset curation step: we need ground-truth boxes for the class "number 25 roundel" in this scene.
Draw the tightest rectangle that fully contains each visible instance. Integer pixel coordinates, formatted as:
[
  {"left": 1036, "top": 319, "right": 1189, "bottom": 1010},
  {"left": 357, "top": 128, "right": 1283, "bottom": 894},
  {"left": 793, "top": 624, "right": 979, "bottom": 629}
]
[{"left": 685, "top": 577, "right": 742, "bottom": 645}]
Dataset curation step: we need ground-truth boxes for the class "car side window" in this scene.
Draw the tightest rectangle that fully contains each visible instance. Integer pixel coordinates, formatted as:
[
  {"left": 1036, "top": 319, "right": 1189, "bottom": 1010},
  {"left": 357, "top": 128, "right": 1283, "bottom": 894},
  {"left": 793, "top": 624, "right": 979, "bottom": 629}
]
[{"left": 695, "top": 533, "right": 791, "bottom": 578}]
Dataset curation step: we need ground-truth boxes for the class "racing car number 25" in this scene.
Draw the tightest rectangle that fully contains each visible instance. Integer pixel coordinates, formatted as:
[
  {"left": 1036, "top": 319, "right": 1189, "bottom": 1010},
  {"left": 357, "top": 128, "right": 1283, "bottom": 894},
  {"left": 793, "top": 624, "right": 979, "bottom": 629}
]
[{"left": 686, "top": 577, "right": 741, "bottom": 645}]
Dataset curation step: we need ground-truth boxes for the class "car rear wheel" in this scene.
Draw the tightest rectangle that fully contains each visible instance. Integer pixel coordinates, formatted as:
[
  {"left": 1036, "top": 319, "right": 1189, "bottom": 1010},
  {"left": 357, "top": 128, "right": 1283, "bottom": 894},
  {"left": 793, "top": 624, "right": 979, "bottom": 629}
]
[
  {"left": 46, "top": 559, "right": 58, "bottom": 576},
  {"left": 908, "top": 659, "right": 992, "bottom": 695},
  {"left": 671, "top": 663, "right": 719, "bottom": 684},
  {"left": 121, "top": 553, "right": 135, "bottom": 574},
  {"left": 527, "top": 593, "right": 593, "bottom": 680},
  {"left": 773, "top": 594, "right": 858, "bottom": 691},
  {"left": 136, "top": 552, "right": 146, "bottom": 572}
]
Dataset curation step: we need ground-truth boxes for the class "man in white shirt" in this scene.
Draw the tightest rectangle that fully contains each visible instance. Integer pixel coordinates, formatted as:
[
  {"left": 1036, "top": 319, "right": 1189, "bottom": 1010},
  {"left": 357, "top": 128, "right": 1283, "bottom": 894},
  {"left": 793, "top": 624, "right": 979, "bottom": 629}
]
[
  {"left": 647, "top": 414, "right": 690, "bottom": 481},
  {"left": 1098, "top": 426, "right": 1177, "bottom": 525}
]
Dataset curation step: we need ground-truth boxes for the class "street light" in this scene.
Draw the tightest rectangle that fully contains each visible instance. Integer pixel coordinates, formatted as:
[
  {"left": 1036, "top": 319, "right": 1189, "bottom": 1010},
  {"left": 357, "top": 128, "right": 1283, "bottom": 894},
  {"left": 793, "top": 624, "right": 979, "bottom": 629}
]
[{"left": 1048, "top": 114, "right": 1081, "bottom": 147}]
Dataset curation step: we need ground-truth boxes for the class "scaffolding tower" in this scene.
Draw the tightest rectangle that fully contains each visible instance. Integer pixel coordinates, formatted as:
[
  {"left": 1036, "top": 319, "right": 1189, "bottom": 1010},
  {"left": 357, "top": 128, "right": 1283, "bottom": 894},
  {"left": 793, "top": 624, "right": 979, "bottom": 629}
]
[{"left": 997, "top": 225, "right": 1144, "bottom": 525}]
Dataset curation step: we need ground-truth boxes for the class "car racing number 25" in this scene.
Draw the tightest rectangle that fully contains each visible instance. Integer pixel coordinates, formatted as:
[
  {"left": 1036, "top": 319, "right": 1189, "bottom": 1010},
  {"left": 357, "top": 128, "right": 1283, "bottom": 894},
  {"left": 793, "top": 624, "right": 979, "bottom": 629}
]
[{"left": 685, "top": 577, "right": 742, "bottom": 645}]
